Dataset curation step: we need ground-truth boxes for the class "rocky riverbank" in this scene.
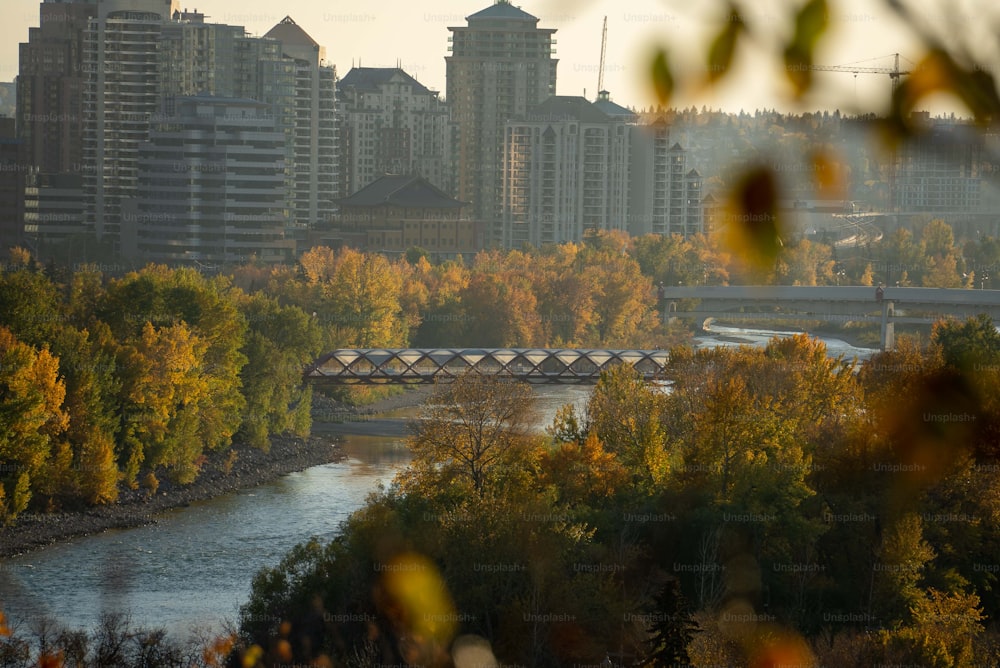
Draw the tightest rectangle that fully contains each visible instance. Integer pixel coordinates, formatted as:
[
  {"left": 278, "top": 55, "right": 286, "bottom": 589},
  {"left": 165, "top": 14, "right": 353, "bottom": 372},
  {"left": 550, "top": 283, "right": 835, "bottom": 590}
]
[
  {"left": 0, "top": 386, "right": 436, "bottom": 559},
  {"left": 0, "top": 434, "right": 345, "bottom": 559}
]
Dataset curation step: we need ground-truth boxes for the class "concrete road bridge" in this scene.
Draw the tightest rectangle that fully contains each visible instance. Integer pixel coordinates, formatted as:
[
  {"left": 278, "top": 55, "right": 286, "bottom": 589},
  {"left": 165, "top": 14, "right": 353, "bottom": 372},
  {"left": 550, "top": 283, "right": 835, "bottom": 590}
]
[
  {"left": 304, "top": 348, "right": 670, "bottom": 385},
  {"left": 663, "top": 285, "right": 1000, "bottom": 350}
]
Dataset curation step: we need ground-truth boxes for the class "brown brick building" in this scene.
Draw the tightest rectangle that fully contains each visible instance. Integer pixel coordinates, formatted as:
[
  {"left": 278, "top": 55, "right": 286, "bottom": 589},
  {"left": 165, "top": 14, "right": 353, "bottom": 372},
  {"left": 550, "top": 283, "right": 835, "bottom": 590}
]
[{"left": 321, "top": 174, "right": 480, "bottom": 258}]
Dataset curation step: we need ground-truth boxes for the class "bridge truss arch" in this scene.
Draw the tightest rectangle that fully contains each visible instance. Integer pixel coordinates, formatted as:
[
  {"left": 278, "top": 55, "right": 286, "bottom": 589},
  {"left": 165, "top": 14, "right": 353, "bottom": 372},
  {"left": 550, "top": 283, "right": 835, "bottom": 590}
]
[{"left": 304, "top": 348, "right": 671, "bottom": 385}]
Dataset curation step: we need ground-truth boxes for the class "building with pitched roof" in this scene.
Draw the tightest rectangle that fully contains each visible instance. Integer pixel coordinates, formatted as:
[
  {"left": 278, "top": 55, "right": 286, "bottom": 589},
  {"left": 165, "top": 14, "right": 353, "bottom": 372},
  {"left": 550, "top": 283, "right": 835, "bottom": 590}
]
[
  {"left": 264, "top": 17, "right": 337, "bottom": 237},
  {"left": 629, "top": 122, "right": 707, "bottom": 236},
  {"left": 447, "top": 0, "right": 557, "bottom": 246},
  {"left": 321, "top": 174, "right": 479, "bottom": 258},
  {"left": 337, "top": 67, "right": 455, "bottom": 200}
]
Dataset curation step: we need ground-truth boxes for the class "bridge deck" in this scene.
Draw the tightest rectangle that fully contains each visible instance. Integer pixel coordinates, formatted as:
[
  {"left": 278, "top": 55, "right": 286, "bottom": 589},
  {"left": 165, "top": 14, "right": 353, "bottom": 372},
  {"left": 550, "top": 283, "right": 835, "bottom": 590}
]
[{"left": 304, "top": 348, "right": 670, "bottom": 385}]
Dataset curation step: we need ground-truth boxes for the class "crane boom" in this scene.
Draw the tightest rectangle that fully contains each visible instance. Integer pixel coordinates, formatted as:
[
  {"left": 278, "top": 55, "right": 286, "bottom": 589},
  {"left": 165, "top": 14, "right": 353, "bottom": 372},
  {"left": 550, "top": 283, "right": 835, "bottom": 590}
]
[
  {"left": 810, "top": 53, "right": 909, "bottom": 95},
  {"left": 809, "top": 53, "right": 910, "bottom": 214},
  {"left": 597, "top": 16, "right": 608, "bottom": 95}
]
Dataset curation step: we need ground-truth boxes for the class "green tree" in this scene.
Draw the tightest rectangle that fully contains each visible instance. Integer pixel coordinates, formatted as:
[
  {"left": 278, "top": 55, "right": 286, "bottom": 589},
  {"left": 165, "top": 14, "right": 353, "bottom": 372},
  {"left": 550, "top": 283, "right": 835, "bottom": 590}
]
[
  {"left": 236, "top": 293, "right": 323, "bottom": 449},
  {"left": 931, "top": 313, "right": 1000, "bottom": 371},
  {"left": 872, "top": 513, "right": 936, "bottom": 625},
  {"left": 643, "top": 578, "right": 698, "bottom": 668}
]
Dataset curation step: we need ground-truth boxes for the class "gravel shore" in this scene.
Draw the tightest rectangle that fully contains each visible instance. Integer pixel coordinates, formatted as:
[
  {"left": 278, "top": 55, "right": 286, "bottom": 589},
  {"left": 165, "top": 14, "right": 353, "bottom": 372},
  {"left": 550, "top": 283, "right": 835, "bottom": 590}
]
[{"left": 0, "top": 385, "right": 437, "bottom": 559}]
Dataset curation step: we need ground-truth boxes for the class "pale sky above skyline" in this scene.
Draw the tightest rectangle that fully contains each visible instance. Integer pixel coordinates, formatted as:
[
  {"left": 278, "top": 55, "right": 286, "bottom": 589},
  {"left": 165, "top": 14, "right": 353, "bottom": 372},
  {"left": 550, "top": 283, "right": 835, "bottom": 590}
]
[{"left": 1, "top": 0, "right": 995, "bottom": 116}]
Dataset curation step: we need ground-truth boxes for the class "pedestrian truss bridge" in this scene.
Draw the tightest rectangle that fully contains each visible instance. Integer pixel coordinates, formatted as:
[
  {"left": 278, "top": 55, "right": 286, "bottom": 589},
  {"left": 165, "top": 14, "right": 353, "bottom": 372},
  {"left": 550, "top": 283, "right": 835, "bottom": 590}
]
[{"left": 304, "top": 348, "right": 670, "bottom": 384}]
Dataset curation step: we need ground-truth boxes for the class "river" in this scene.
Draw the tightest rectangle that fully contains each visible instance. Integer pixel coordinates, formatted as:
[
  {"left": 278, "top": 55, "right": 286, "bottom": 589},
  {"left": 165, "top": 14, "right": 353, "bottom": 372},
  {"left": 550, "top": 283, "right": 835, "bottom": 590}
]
[{"left": 0, "top": 328, "right": 874, "bottom": 638}]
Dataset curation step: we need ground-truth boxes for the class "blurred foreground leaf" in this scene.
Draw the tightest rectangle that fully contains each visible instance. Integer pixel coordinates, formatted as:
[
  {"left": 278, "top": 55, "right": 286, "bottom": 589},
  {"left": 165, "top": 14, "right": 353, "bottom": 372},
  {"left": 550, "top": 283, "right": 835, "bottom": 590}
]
[
  {"left": 783, "top": 0, "right": 829, "bottom": 97},
  {"left": 651, "top": 49, "right": 675, "bottom": 105},
  {"left": 706, "top": 4, "right": 744, "bottom": 84},
  {"left": 723, "top": 166, "right": 785, "bottom": 271}
]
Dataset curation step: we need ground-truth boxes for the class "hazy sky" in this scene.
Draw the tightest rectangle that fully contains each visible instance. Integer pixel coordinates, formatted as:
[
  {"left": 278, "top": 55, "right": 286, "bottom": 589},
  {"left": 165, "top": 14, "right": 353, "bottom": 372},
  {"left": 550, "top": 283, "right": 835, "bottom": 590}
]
[{"left": 2, "top": 0, "right": 993, "bottom": 115}]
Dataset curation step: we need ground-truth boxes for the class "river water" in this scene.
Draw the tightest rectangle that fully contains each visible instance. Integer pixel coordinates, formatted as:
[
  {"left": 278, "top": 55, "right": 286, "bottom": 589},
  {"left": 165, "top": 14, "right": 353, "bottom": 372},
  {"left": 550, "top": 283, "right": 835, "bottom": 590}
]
[{"left": 0, "top": 329, "right": 874, "bottom": 637}]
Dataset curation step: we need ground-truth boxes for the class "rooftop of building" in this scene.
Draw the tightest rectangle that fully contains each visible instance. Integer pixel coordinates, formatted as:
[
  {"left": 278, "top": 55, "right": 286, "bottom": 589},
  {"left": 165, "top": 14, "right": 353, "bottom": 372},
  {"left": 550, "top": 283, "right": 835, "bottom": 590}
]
[
  {"left": 467, "top": 1, "right": 539, "bottom": 23},
  {"left": 264, "top": 16, "right": 319, "bottom": 48},
  {"left": 339, "top": 174, "right": 467, "bottom": 209},
  {"left": 338, "top": 67, "right": 434, "bottom": 97},
  {"left": 519, "top": 96, "right": 618, "bottom": 124},
  {"left": 593, "top": 91, "right": 637, "bottom": 119}
]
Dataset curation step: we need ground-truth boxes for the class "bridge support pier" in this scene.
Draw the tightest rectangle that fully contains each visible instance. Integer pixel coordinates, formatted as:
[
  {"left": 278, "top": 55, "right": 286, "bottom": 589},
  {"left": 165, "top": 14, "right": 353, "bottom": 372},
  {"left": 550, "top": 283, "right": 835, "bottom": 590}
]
[{"left": 880, "top": 300, "right": 895, "bottom": 351}]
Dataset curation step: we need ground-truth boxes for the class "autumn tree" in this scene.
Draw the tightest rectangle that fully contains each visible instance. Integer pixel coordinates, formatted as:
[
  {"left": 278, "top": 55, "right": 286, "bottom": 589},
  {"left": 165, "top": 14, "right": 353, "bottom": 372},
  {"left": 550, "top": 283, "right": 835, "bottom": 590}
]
[
  {"left": 296, "top": 247, "right": 407, "bottom": 348},
  {"left": 458, "top": 269, "right": 542, "bottom": 347},
  {"left": 579, "top": 246, "right": 656, "bottom": 346},
  {"left": 406, "top": 373, "right": 537, "bottom": 497},
  {"left": 41, "top": 323, "right": 122, "bottom": 506},
  {"left": 921, "top": 220, "right": 966, "bottom": 288},
  {"left": 0, "top": 327, "right": 69, "bottom": 521},
  {"left": 99, "top": 266, "right": 249, "bottom": 456},
  {"left": 586, "top": 364, "right": 670, "bottom": 493},
  {"left": 117, "top": 321, "right": 214, "bottom": 485},
  {"left": 775, "top": 238, "right": 836, "bottom": 286}
]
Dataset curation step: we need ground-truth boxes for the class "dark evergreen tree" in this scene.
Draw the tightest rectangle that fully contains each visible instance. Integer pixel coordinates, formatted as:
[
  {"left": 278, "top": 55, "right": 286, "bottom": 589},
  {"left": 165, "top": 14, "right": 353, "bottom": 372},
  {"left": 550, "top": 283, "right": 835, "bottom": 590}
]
[{"left": 644, "top": 578, "right": 697, "bottom": 668}]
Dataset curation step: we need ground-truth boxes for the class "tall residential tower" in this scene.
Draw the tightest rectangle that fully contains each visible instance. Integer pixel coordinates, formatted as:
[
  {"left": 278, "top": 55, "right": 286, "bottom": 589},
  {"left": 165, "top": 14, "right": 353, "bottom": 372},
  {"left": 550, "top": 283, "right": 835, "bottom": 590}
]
[
  {"left": 447, "top": 1, "right": 557, "bottom": 245},
  {"left": 81, "top": 0, "right": 179, "bottom": 247}
]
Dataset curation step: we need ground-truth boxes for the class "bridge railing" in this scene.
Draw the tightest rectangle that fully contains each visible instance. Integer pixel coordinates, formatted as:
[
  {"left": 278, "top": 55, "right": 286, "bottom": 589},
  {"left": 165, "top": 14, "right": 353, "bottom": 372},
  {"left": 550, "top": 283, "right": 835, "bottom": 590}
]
[{"left": 304, "top": 348, "right": 671, "bottom": 385}]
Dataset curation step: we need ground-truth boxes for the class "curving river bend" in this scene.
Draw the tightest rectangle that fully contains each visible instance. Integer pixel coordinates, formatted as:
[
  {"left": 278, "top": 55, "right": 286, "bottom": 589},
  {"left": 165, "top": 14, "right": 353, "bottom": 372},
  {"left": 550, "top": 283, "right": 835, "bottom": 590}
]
[{"left": 0, "top": 328, "right": 874, "bottom": 637}]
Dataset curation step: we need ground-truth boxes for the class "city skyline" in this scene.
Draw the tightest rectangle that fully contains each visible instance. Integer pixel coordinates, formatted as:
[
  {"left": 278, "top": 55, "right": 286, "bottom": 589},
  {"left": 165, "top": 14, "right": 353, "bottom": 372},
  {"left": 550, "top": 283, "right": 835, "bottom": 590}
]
[{"left": 4, "top": 0, "right": 988, "bottom": 116}]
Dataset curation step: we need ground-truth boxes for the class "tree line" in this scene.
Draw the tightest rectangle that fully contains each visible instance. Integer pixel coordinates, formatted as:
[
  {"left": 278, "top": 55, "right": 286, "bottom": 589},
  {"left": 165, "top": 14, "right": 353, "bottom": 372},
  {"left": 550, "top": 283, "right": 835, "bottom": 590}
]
[
  {"left": 1, "top": 220, "right": 996, "bottom": 520},
  {"left": 237, "top": 317, "right": 1000, "bottom": 667}
]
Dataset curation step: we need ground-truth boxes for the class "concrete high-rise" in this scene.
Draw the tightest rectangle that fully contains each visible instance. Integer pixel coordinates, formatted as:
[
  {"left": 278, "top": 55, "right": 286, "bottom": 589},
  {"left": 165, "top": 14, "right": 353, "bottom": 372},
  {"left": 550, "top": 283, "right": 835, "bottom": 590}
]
[
  {"left": 629, "top": 120, "right": 706, "bottom": 237},
  {"left": 0, "top": 118, "right": 25, "bottom": 256},
  {"left": 501, "top": 96, "right": 631, "bottom": 247},
  {"left": 501, "top": 93, "right": 708, "bottom": 247},
  {"left": 127, "top": 95, "right": 293, "bottom": 265},
  {"left": 337, "top": 67, "right": 455, "bottom": 198},
  {"left": 447, "top": 0, "right": 557, "bottom": 246},
  {"left": 81, "top": 0, "right": 179, "bottom": 248},
  {"left": 18, "top": 0, "right": 98, "bottom": 176},
  {"left": 17, "top": 0, "right": 98, "bottom": 252},
  {"left": 264, "top": 17, "right": 337, "bottom": 233}
]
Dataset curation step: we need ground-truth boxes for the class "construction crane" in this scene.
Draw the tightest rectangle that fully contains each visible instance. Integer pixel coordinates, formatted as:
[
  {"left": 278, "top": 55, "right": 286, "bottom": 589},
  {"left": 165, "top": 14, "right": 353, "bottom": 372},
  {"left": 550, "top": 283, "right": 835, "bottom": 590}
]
[
  {"left": 810, "top": 52, "right": 911, "bottom": 97},
  {"left": 597, "top": 16, "right": 608, "bottom": 96},
  {"left": 811, "top": 53, "right": 912, "bottom": 213}
]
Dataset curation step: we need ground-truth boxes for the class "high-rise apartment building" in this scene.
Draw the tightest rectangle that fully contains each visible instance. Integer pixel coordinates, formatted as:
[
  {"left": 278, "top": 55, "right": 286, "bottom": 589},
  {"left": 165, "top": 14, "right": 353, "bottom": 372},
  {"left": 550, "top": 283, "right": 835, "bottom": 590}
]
[
  {"left": 81, "top": 0, "right": 179, "bottom": 247},
  {"left": 127, "top": 95, "right": 292, "bottom": 265},
  {"left": 447, "top": 0, "right": 557, "bottom": 245},
  {"left": 500, "top": 93, "right": 707, "bottom": 246},
  {"left": 337, "top": 67, "right": 455, "bottom": 198},
  {"left": 264, "top": 17, "right": 337, "bottom": 233},
  {"left": 17, "top": 0, "right": 99, "bottom": 252},
  {"left": 629, "top": 120, "right": 706, "bottom": 237},
  {"left": 0, "top": 118, "right": 25, "bottom": 256},
  {"left": 18, "top": 0, "right": 98, "bottom": 176},
  {"left": 501, "top": 96, "right": 631, "bottom": 247}
]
